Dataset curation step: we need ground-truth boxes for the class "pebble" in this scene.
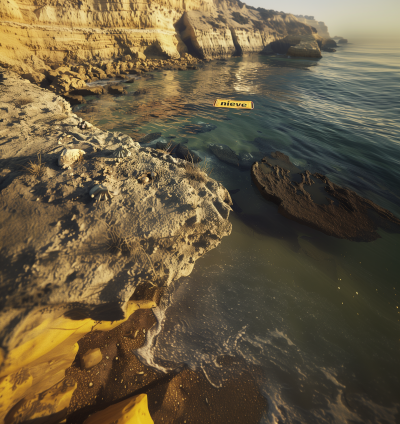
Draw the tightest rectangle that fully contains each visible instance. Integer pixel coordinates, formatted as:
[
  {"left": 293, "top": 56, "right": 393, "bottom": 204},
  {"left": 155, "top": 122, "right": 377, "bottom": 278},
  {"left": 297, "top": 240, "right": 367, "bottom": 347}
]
[{"left": 88, "top": 382, "right": 93, "bottom": 387}]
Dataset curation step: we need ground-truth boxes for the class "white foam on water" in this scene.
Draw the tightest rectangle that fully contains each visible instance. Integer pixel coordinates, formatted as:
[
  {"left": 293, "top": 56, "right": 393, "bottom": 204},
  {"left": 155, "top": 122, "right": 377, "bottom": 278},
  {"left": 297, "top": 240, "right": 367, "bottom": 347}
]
[
  {"left": 270, "top": 329, "right": 295, "bottom": 346},
  {"left": 134, "top": 305, "right": 168, "bottom": 373},
  {"left": 319, "top": 367, "right": 345, "bottom": 389}
]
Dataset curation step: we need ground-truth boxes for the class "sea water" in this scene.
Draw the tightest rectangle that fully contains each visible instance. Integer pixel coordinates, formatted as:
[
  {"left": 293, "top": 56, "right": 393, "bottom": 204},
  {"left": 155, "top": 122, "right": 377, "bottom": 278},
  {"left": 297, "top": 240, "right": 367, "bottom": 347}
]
[{"left": 77, "top": 43, "right": 400, "bottom": 423}]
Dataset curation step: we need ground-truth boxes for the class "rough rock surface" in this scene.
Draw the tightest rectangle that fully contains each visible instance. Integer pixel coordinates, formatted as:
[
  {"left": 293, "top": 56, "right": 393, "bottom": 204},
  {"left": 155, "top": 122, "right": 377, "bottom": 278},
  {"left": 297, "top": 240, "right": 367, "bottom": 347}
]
[
  {"left": 0, "top": 68, "right": 236, "bottom": 421},
  {"left": 287, "top": 36, "right": 322, "bottom": 58},
  {"left": 323, "top": 39, "right": 338, "bottom": 48},
  {"left": 0, "top": 66, "right": 232, "bottom": 324},
  {"left": 209, "top": 143, "right": 239, "bottom": 166},
  {"left": 251, "top": 152, "right": 400, "bottom": 241},
  {"left": 294, "top": 15, "right": 331, "bottom": 39},
  {"left": 0, "top": 0, "right": 326, "bottom": 77}
]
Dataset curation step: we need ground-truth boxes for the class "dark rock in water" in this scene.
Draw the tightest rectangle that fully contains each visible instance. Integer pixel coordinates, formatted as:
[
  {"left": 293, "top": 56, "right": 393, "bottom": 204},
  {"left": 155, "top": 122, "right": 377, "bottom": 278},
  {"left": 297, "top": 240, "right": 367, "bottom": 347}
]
[
  {"left": 107, "top": 85, "right": 127, "bottom": 95},
  {"left": 239, "top": 152, "right": 257, "bottom": 168},
  {"left": 124, "top": 78, "right": 136, "bottom": 84},
  {"left": 182, "top": 123, "right": 217, "bottom": 134},
  {"left": 268, "top": 41, "right": 295, "bottom": 54},
  {"left": 322, "top": 47, "right": 336, "bottom": 53},
  {"left": 138, "top": 133, "right": 162, "bottom": 143},
  {"left": 338, "top": 38, "right": 348, "bottom": 44},
  {"left": 156, "top": 139, "right": 178, "bottom": 152},
  {"left": 175, "top": 144, "right": 202, "bottom": 163},
  {"left": 80, "top": 105, "right": 98, "bottom": 114},
  {"left": 63, "top": 94, "right": 86, "bottom": 105},
  {"left": 251, "top": 152, "right": 400, "bottom": 241},
  {"left": 128, "top": 69, "right": 142, "bottom": 75},
  {"left": 323, "top": 39, "right": 337, "bottom": 48},
  {"left": 69, "top": 86, "right": 104, "bottom": 96},
  {"left": 134, "top": 89, "right": 147, "bottom": 96},
  {"left": 209, "top": 143, "right": 239, "bottom": 166}
]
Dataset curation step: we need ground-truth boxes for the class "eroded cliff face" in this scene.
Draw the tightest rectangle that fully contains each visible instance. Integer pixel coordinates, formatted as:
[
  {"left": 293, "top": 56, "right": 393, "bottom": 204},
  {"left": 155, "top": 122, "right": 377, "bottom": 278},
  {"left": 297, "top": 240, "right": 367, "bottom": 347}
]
[
  {"left": 0, "top": 0, "right": 324, "bottom": 73},
  {"left": 294, "top": 15, "right": 330, "bottom": 39}
]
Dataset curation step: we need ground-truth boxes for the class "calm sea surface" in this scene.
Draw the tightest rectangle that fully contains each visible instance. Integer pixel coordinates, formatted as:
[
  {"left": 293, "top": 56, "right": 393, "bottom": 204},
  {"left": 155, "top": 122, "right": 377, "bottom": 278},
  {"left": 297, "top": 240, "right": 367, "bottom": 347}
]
[{"left": 77, "top": 43, "right": 400, "bottom": 423}]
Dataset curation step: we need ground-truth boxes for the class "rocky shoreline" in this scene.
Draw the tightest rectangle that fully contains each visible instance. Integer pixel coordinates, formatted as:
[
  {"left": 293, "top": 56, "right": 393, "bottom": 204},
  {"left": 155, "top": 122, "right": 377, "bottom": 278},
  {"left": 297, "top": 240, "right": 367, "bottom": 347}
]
[{"left": 0, "top": 67, "right": 267, "bottom": 423}]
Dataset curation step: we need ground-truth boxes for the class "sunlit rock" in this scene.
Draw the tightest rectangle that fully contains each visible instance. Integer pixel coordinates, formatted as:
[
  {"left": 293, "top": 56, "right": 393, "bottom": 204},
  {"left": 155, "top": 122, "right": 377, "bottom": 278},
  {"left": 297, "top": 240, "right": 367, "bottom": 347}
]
[{"left": 83, "top": 394, "right": 153, "bottom": 424}]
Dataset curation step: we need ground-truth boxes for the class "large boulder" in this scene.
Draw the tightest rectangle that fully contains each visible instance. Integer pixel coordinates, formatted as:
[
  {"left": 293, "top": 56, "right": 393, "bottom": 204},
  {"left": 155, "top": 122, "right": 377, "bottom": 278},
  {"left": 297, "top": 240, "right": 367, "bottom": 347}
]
[
  {"left": 175, "top": 144, "right": 202, "bottom": 163},
  {"left": 323, "top": 39, "right": 337, "bottom": 48},
  {"left": 107, "top": 85, "right": 127, "bottom": 95},
  {"left": 50, "top": 74, "right": 71, "bottom": 94},
  {"left": 287, "top": 39, "right": 322, "bottom": 58},
  {"left": 21, "top": 72, "right": 47, "bottom": 85},
  {"left": 63, "top": 94, "right": 86, "bottom": 105},
  {"left": 209, "top": 144, "right": 239, "bottom": 166},
  {"left": 44, "top": 70, "right": 59, "bottom": 83},
  {"left": 128, "top": 69, "right": 142, "bottom": 75},
  {"left": 91, "top": 68, "right": 107, "bottom": 80},
  {"left": 251, "top": 152, "right": 400, "bottom": 241},
  {"left": 338, "top": 38, "right": 348, "bottom": 44},
  {"left": 68, "top": 86, "right": 105, "bottom": 96},
  {"left": 69, "top": 77, "right": 86, "bottom": 90}
]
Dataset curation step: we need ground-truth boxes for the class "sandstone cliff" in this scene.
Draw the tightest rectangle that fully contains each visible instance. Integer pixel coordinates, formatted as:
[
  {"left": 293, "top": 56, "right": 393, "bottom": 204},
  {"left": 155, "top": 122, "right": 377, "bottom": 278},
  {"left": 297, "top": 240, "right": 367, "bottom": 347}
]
[
  {"left": 294, "top": 15, "right": 331, "bottom": 39},
  {"left": 0, "top": 0, "right": 324, "bottom": 74}
]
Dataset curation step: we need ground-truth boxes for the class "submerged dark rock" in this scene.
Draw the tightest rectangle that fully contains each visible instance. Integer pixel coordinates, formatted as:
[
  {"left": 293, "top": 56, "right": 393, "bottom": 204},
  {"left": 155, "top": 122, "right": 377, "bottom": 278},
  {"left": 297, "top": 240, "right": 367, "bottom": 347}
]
[
  {"left": 323, "top": 39, "right": 337, "bottom": 48},
  {"left": 175, "top": 144, "right": 202, "bottom": 163},
  {"left": 251, "top": 152, "right": 400, "bottom": 241},
  {"left": 138, "top": 132, "right": 162, "bottom": 143},
  {"left": 156, "top": 139, "right": 178, "bottom": 152},
  {"left": 107, "top": 85, "right": 127, "bottom": 95},
  {"left": 69, "top": 86, "right": 105, "bottom": 96},
  {"left": 133, "top": 89, "right": 147, "bottom": 96},
  {"left": 63, "top": 94, "right": 86, "bottom": 105},
  {"left": 209, "top": 143, "right": 239, "bottom": 166},
  {"left": 182, "top": 123, "right": 217, "bottom": 134}
]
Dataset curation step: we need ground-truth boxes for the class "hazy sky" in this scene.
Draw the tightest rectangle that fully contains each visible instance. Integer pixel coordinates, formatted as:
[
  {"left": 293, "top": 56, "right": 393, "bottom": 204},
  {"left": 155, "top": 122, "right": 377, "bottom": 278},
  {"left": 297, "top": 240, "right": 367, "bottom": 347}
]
[{"left": 241, "top": 0, "right": 400, "bottom": 41}]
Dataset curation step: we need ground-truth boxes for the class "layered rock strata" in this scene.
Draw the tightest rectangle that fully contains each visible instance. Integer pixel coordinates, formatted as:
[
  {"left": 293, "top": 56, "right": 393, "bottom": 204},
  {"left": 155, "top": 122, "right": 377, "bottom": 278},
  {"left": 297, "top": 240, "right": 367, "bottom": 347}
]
[
  {"left": 177, "top": 9, "right": 322, "bottom": 58},
  {"left": 0, "top": 68, "right": 238, "bottom": 421},
  {"left": 0, "top": 0, "right": 325, "bottom": 76},
  {"left": 251, "top": 152, "right": 400, "bottom": 242},
  {"left": 294, "top": 15, "right": 331, "bottom": 39}
]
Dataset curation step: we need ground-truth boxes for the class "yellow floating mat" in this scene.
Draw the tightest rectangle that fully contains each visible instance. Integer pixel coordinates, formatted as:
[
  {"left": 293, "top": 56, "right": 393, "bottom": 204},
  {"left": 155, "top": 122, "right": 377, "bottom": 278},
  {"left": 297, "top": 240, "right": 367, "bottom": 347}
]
[{"left": 213, "top": 99, "right": 254, "bottom": 109}]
